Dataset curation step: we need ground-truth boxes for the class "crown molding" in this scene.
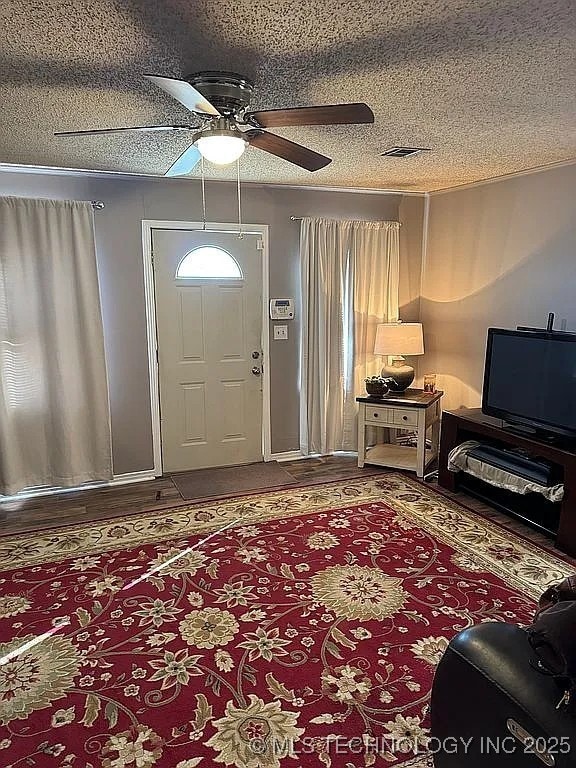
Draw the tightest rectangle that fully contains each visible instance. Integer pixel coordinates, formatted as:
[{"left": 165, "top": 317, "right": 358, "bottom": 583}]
[
  {"left": 429, "top": 158, "right": 576, "bottom": 195},
  {"left": 0, "top": 161, "right": 427, "bottom": 196},
  {"left": 2, "top": 158, "right": 574, "bottom": 196},
  {"left": 241, "top": 182, "right": 426, "bottom": 196},
  {"left": 0, "top": 161, "right": 153, "bottom": 180}
]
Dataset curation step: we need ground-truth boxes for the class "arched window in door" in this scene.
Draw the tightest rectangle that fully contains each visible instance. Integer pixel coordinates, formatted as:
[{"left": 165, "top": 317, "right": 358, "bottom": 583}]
[{"left": 176, "top": 246, "right": 243, "bottom": 279}]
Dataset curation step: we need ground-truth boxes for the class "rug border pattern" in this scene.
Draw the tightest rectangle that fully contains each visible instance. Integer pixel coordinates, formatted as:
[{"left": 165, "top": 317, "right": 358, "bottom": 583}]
[{"left": 0, "top": 474, "right": 570, "bottom": 600}]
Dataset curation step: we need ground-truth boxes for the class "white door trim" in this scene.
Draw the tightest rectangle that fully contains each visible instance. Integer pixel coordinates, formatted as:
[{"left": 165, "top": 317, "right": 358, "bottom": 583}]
[{"left": 141, "top": 220, "right": 271, "bottom": 476}]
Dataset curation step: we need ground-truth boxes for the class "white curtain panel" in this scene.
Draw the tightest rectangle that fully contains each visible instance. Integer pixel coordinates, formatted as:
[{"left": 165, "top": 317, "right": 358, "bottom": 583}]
[
  {"left": 299, "top": 218, "right": 349, "bottom": 455},
  {"left": 299, "top": 217, "right": 400, "bottom": 455},
  {"left": 0, "top": 197, "right": 113, "bottom": 494},
  {"left": 343, "top": 222, "right": 400, "bottom": 448}
]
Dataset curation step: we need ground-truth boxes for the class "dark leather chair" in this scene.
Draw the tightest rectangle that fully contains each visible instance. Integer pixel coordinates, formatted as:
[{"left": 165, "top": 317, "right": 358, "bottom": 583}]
[{"left": 430, "top": 622, "right": 576, "bottom": 767}]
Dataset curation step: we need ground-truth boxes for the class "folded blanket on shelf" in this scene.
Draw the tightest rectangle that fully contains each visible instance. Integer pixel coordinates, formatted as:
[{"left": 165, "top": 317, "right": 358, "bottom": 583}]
[{"left": 448, "top": 440, "right": 564, "bottom": 502}]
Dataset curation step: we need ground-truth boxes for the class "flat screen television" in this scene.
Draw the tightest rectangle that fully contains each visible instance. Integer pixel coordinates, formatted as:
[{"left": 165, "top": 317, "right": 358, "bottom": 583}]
[{"left": 482, "top": 328, "right": 576, "bottom": 439}]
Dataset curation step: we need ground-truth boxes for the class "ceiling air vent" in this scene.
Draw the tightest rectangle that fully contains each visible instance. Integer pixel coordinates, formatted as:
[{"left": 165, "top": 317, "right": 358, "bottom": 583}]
[{"left": 381, "top": 147, "right": 430, "bottom": 158}]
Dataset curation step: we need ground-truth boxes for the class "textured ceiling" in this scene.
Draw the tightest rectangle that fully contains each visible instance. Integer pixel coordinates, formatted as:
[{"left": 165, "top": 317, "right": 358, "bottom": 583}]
[{"left": 0, "top": 0, "right": 574, "bottom": 191}]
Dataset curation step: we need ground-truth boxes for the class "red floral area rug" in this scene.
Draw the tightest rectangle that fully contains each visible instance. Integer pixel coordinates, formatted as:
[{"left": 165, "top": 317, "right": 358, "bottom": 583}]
[{"left": 0, "top": 474, "right": 570, "bottom": 768}]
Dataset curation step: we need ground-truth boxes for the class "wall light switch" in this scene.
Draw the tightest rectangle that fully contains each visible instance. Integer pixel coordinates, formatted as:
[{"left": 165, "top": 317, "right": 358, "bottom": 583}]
[{"left": 274, "top": 325, "right": 288, "bottom": 340}]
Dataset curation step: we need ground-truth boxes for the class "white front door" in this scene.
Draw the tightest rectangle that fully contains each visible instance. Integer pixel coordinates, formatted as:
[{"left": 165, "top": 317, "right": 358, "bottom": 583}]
[{"left": 153, "top": 229, "right": 263, "bottom": 472}]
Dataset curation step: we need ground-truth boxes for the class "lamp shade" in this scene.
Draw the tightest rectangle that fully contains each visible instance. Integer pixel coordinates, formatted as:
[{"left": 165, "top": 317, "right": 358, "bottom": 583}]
[{"left": 374, "top": 322, "right": 424, "bottom": 356}]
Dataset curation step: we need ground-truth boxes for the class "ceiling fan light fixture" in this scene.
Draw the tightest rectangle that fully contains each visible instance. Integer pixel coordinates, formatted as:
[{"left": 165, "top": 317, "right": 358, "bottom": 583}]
[{"left": 196, "top": 127, "right": 247, "bottom": 165}]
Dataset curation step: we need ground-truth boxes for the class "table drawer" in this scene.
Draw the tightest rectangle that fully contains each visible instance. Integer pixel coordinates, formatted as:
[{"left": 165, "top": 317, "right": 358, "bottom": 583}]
[
  {"left": 364, "top": 405, "right": 419, "bottom": 427},
  {"left": 388, "top": 407, "right": 419, "bottom": 427},
  {"left": 364, "top": 406, "right": 392, "bottom": 425}
]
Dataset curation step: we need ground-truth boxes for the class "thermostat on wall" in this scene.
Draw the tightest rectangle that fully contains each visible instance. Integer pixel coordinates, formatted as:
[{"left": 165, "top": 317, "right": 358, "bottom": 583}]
[{"left": 269, "top": 298, "right": 295, "bottom": 320}]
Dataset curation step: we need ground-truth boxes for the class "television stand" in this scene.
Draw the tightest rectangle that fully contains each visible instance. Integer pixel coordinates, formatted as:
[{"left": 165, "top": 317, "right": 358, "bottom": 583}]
[
  {"left": 502, "top": 422, "right": 538, "bottom": 438},
  {"left": 502, "top": 422, "right": 560, "bottom": 444},
  {"left": 438, "top": 408, "right": 576, "bottom": 556}
]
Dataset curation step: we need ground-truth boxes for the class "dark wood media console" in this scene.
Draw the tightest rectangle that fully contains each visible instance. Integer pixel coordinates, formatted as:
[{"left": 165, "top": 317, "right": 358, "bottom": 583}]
[{"left": 438, "top": 408, "right": 576, "bottom": 557}]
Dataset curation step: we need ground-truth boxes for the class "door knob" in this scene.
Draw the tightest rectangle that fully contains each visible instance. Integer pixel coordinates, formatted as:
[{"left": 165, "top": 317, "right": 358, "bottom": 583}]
[{"left": 251, "top": 366, "right": 261, "bottom": 376}]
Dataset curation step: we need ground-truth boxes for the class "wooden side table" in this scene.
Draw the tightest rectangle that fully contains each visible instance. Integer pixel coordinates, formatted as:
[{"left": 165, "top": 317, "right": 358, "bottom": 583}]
[{"left": 356, "top": 389, "right": 443, "bottom": 477}]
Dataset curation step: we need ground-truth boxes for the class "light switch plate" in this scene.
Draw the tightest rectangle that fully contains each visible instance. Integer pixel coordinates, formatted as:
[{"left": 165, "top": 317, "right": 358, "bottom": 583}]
[{"left": 274, "top": 325, "right": 288, "bottom": 340}]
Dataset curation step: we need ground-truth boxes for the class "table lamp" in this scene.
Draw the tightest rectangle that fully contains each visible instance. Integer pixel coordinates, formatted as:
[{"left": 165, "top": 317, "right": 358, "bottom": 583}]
[{"left": 374, "top": 322, "right": 424, "bottom": 392}]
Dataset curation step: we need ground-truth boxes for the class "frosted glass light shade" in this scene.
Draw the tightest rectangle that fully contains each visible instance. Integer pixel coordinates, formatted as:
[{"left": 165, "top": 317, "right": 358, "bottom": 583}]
[
  {"left": 374, "top": 322, "right": 424, "bottom": 356},
  {"left": 196, "top": 133, "right": 247, "bottom": 165}
]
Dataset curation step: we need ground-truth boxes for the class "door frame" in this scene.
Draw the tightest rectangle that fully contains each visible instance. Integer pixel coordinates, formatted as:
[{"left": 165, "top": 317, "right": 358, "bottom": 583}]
[{"left": 141, "top": 219, "right": 271, "bottom": 476}]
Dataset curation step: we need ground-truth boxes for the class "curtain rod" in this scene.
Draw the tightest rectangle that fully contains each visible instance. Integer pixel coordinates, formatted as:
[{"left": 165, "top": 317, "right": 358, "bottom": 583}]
[
  {"left": 91, "top": 200, "right": 105, "bottom": 210},
  {"left": 290, "top": 215, "right": 401, "bottom": 225}
]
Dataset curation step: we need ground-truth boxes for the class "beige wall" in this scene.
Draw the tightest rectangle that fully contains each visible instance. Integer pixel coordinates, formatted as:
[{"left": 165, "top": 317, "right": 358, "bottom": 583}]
[
  {"left": 399, "top": 194, "right": 425, "bottom": 322},
  {"left": 0, "top": 169, "right": 424, "bottom": 472},
  {"left": 420, "top": 163, "right": 576, "bottom": 410}
]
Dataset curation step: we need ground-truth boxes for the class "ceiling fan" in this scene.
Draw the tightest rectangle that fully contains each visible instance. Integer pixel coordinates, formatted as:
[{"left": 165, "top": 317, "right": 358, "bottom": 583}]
[{"left": 55, "top": 71, "right": 374, "bottom": 175}]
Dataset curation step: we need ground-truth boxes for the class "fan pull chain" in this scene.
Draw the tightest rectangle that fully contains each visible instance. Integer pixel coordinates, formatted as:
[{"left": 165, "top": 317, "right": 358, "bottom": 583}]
[
  {"left": 201, "top": 155, "right": 207, "bottom": 231},
  {"left": 236, "top": 157, "right": 243, "bottom": 239}
]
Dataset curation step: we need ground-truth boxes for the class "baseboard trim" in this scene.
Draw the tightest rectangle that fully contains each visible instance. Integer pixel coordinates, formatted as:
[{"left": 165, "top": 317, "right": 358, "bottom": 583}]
[
  {"left": 110, "top": 470, "right": 157, "bottom": 485},
  {"left": 272, "top": 450, "right": 359, "bottom": 462},
  {"left": 0, "top": 469, "right": 157, "bottom": 503},
  {"left": 269, "top": 451, "right": 304, "bottom": 462}
]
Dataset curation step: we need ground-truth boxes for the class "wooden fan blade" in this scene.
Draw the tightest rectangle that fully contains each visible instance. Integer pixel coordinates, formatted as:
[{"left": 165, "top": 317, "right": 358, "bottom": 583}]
[
  {"left": 145, "top": 75, "right": 220, "bottom": 117},
  {"left": 165, "top": 144, "right": 202, "bottom": 177},
  {"left": 245, "top": 130, "right": 331, "bottom": 171},
  {"left": 54, "top": 125, "right": 194, "bottom": 136},
  {"left": 245, "top": 103, "right": 374, "bottom": 128}
]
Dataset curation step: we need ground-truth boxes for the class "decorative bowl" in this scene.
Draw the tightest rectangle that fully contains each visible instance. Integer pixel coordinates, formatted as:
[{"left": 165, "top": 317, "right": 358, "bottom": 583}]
[{"left": 365, "top": 379, "right": 389, "bottom": 398}]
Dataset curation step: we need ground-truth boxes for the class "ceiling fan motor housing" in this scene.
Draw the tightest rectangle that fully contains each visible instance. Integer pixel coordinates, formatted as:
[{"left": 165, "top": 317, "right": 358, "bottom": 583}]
[
  {"left": 193, "top": 117, "right": 247, "bottom": 142},
  {"left": 186, "top": 71, "right": 254, "bottom": 115}
]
